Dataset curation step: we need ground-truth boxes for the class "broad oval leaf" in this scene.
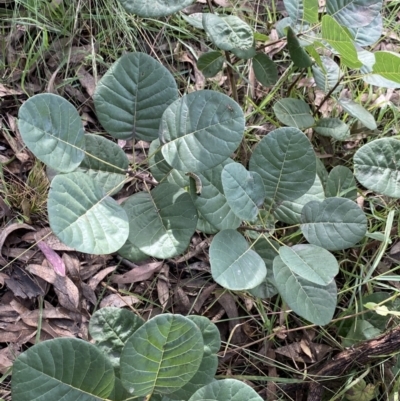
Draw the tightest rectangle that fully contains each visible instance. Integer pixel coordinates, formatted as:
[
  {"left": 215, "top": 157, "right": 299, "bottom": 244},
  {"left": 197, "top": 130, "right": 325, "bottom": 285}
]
[
  {"left": 210, "top": 229, "right": 266, "bottom": 291},
  {"left": 314, "top": 118, "right": 350, "bottom": 140},
  {"left": 287, "top": 27, "right": 313, "bottom": 68},
  {"left": 221, "top": 163, "right": 265, "bottom": 221},
  {"left": 326, "top": 165, "right": 357, "bottom": 200},
  {"left": 300, "top": 197, "right": 367, "bottom": 251},
  {"left": 191, "top": 160, "right": 241, "bottom": 230},
  {"left": 279, "top": 244, "right": 338, "bottom": 285},
  {"left": 89, "top": 307, "right": 144, "bottom": 369},
  {"left": 120, "top": 314, "right": 204, "bottom": 396},
  {"left": 273, "top": 98, "right": 315, "bottom": 129},
  {"left": 189, "top": 379, "right": 263, "bottom": 401},
  {"left": 348, "top": 13, "right": 382, "bottom": 46},
  {"left": 117, "top": 0, "right": 195, "bottom": 17},
  {"left": 48, "top": 172, "right": 129, "bottom": 254},
  {"left": 312, "top": 56, "right": 342, "bottom": 94},
  {"left": 273, "top": 255, "right": 337, "bottom": 325},
  {"left": 231, "top": 45, "right": 257, "bottom": 60},
  {"left": 12, "top": 338, "right": 115, "bottom": 401},
  {"left": 326, "top": 0, "right": 382, "bottom": 29},
  {"left": 249, "top": 127, "right": 316, "bottom": 204},
  {"left": 321, "top": 15, "right": 362, "bottom": 69},
  {"left": 77, "top": 134, "right": 128, "bottom": 195},
  {"left": 94, "top": 52, "right": 178, "bottom": 141},
  {"left": 123, "top": 183, "right": 198, "bottom": 258},
  {"left": 372, "top": 51, "right": 400, "bottom": 84},
  {"left": 117, "top": 240, "right": 150, "bottom": 262},
  {"left": 252, "top": 53, "right": 279, "bottom": 87},
  {"left": 354, "top": 138, "right": 400, "bottom": 197},
  {"left": 338, "top": 98, "right": 377, "bottom": 130},
  {"left": 160, "top": 90, "right": 244, "bottom": 172},
  {"left": 202, "top": 14, "right": 253, "bottom": 51},
  {"left": 274, "top": 175, "right": 325, "bottom": 224},
  {"left": 18, "top": 93, "right": 85, "bottom": 173},
  {"left": 284, "top": 0, "right": 304, "bottom": 22},
  {"left": 197, "top": 51, "right": 224, "bottom": 78}
]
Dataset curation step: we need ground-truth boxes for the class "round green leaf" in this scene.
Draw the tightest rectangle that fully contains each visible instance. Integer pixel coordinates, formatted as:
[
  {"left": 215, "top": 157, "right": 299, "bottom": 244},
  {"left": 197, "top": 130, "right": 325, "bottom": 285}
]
[
  {"left": 202, "top": 14, "right": 253, "bottom": 51},
  {"left": 94, "top": 52, "right": 178, "bottom": 141},
  {"left": 273, "top": 98, "right": 315, "bottom": 129},
  {"left": 191, "top": 160, "right": 241, "bottom": 230},
  {"left": 326, "top": 165, "right": 357, "bottom": 200},
  {"left": 120, "top": 314, "right": 204, "bottom": 397},
  {"left": 196, "top": 213, "right": 219, "bottom": 234},
  {"left": 116, "top": 0, "right": 195, "bottom": 17},
  {"left": 372, "top": 51, "right": 400, "bottom": 85},
  {"left": 326, "top": 0, "right": 382, "bottom": 29},
  {"left": 89, "top": 307, "right": 144, "bottom": 369},
  {"left": 314, "top": 118, "right": 350, "bottom": 140},
  {"left": 210, "top": 229, "right": 266, "bottom": 291},
  {"left": 287, "top": 27, "right": 313, "bottom": 68},
  {"left": 221, "top": 163, "right": 265, "bottom": 221},
  {"left": 48, "top": 172, "right": 129, "bottom": 254},
  {"left": 312, "top": 56, "right": 342, "bottom": 94},
  {"left": 274, "top": 175, "right": 325, "bottom": 224},
  {"left": 12, "top": 338, "right": 115, "bottom": 401},
  {"left": 197, "top": 51, "right": 224, "bottom": 78},
  {"left": 122, "top": 183, "right": 198, "bottom": 258},
  {"left": 348, "top": 13, "right": 382, "bottom": 46},
  {"left": 231, "top": 46, "right": 257, "bottom": 60},
  {"left": 300, "top": 197, "right": 367, "bottom": 251},
  {"left": 160, "top": 90, "right": 244, "bottom": 172},
  {"left": 117, "top": 240, "right": 150, "bottom": 262},
  {"left": 273, "top": 256, "right": 337, "bottom": 325},
  {"left": 77, "top": 134, "right": 128, "bottom": 195},
  {"left": 279, "top": 244, "right": 338, "bottom": 285},
  {"left": 354, "top": 138, "right": 400, "bottom": 197},
  {"left": 252, "top": 52, "right": 279, "bottom": 87},
  {"left": 248, "top": 237, "right": 279, "bottom": 298},
  {"left": 18, "top": 93, "right": 85, "bottom": 173},
  {"left": 187, "top": 316, "right": 221, "bottom": 354},
  {"left": 188, "top": 379, "right": 263, "bottom": 401},
  {"left": 338, "top": 98, "right": 377, "bottom": 130},
  {"left": 249, "top": 127, "right": 316, "bottom": 204}
]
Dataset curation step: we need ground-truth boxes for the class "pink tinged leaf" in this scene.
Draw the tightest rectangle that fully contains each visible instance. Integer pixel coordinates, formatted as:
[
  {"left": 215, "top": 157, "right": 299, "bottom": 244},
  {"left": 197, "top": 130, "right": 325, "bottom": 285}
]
[{"left": 37, "top": 242, "right": 65, "bottom": 276}]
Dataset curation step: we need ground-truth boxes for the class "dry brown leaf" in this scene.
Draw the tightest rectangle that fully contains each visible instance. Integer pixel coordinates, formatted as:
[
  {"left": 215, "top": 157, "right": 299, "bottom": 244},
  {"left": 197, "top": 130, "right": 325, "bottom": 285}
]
[
  {"left": 0, "top": 84, "right": 22, "bottom": 97},
  {"left": 192, "top": 283, "right": 216, "bottom": 312},
  {"left": 88, "top": 265, "right": 117, "bottom": 290},
  {"left": 0, "top": 345, "right": 19, "bottom": 374},
  {"left": 157, "top": 264, "right": 170, "bottom": 310},
  {"left": 76, "top": 66, "right": 96, "bottom": 97},
  {"left": 174, "top": 286, "right": 191, "bottom": 314},
  {"left": 99, "top": 294, "right": 140, "bottom": 308},
  {"left": 112, "top": 261, "right": 163, "bottom": 284},
  {"left": 5, "top": 267, "right": 46, "bottom": 299},
  {"left": 27, "top": 264, "right": 80, "bottom": 311}
]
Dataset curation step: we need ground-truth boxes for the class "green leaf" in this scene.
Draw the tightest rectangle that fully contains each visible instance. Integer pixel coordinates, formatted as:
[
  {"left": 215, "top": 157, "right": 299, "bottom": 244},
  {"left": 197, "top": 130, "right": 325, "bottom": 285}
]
[
  {"left": 191, "top": 160, "right": 242, "bottom": 230},
  {"left": 348, "top": 14, "right": 382, "bottom": 46},
  {"left": 120, "top": 314, "right": 204, "bottom": 397},
  {"left": 231, "top": 46, "right": 257, "bottom": 60},
  {"left": 116, "top": 0, "right": 195, "bottom": 17},
  {"left": 321, "top": 15, "right": 362, "bottom": 69},
  {"left": 274, "top": 175, "right": 325, "bottom": 224},
  {"left": 252, "top": 52, "right": 279, "bottom": 87},
  {"left": 109, "top": 377, "right": 132, "bottom": 401},
  {"left": 248, "top": 237, "right": 279, "bottom": 299},
  {"left": 314, "top": 118, "right": 350, "bottom": 140},
  {"left": 168, "top": 316, "right": 220, "bottom": 400},
  {"left": 117, "top": 240, "right": 150, "bottom": 262},
  {"left": 221, "top": 163, "right": 265, "bottom": 221},
  {"left": 188, "top": 379, "right": 263, "bottom": 401},
  {"left": 287, "top": 27, "right": 313, "bottom": 68},
  {"left": 196, "top": 213, "right": 219, "bottom": 234},
  {"left": 89, "top": 307, "right": 144, "bottom": 369},
  {"left": 326, "top": 0, "right": 382, "bottom": 29},
  {"left": 202, "top": 14, "right": 253, "bottom": 51},
  {"left": 122, "top": 183, "right": 198, "bottom": 258},
  {"left": 300, "top": 197, "right": 367, "bottom": 251},
  {"left": 12, "top": 338, "right": 115, "bottom": 401},
  {"left": 48, "top": 172, "right": 129, "bottom": 254},
  {"left": 372, "top": 51, "right": 400, "bottom": 84},
  {"left": 303, "top": 0, "right": 319, "bottom": 23},
  {"left": 210, "top": 229, "right": 266, "bottom": 291},
  {"left": 326, "top": 165, "right": 357, "bottom": 200},
  {"left": 273, "top": 98, "right": 315, "bottom": 129},
  {"left": 273, "top": 256, "right": 337, "bottom": 325},
  {"left": 338, "top": 98, "right": 377, "bottom": 130},
  {"left": 312, "top": 56, "right": 342, "bottom": 94},
  {"left": 77, "top": 134, "right": 128, "bottom": 195},
  {"left": 160, "top": 90, "right": 244, "bottom": 173},
  {"left": 94, "top": 52, "right": 178, "bottom": 141},
  {"left": 18, "top": 93, "right": 85, "bottom": 173},
  {"left": 354, "top": 138, "right": 400, "bottom": 198},
  {"left": 283, "top": 0, "right": 304, "bottom": 22},
  {"left": 279, "top": 244, "right": 338, "bottom": 285},
  {"left": 249, "top": 127, "right": 316, "bottom": 205},
  {"left": 197, "top": 51, "right": 224, "bottom": 78}
]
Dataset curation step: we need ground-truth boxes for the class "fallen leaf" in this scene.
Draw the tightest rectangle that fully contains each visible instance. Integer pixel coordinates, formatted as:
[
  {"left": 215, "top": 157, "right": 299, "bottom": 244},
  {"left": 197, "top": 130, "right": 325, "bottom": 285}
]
[
  {"left": 100, "top": 294, "right": 140, "bottom": 308},
  {"left": 112, "top": 261, "right": 163, "bottom": 284},
  {"left": 0, "top": 223, "right": 34, "bottom": 266},
  {"left": 37, "top": 241, "right": 65, "bottom": 276}
]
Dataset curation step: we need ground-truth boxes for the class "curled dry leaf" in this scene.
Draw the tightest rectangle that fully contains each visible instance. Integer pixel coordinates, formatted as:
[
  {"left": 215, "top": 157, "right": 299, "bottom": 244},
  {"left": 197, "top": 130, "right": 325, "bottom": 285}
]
[
  {"left": 112, "top": 261, "right": 163, "bottom": 284},
  {"left": 0, "top": 223, "right": 34, "bottom": 266}
]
